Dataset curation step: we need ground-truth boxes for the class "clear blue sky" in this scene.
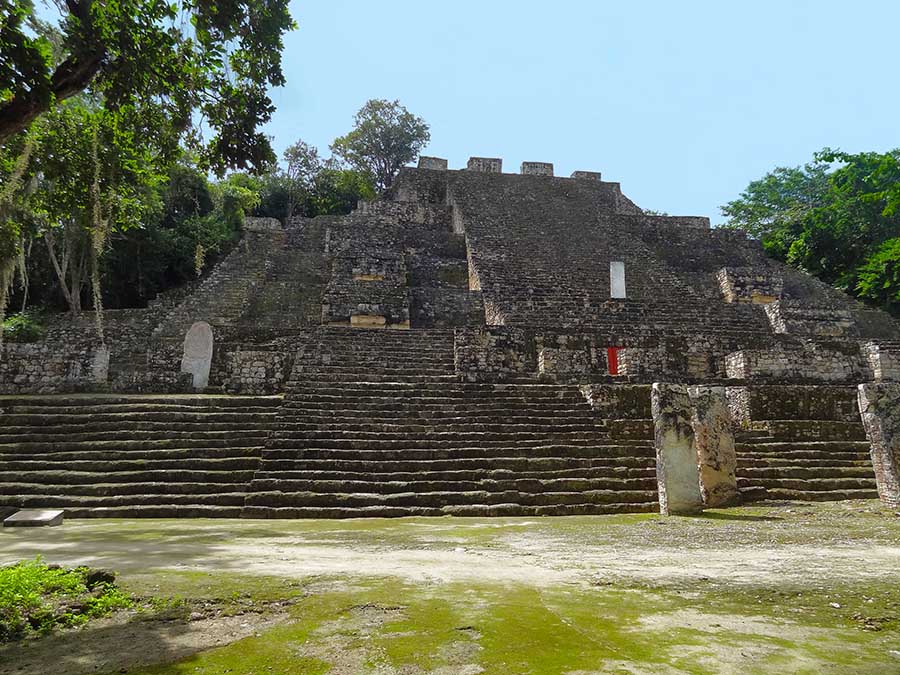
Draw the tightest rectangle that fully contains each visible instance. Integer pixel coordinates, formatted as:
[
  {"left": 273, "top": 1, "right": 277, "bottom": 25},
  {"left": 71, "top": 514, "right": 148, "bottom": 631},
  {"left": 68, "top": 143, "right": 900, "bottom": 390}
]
[{"left": 265, "top": 0, "right": 900, "bottom": 223}]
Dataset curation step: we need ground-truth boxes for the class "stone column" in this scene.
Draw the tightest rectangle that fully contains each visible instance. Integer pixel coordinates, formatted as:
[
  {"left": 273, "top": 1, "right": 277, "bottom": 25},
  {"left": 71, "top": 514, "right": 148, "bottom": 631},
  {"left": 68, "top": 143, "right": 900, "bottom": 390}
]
[
  {"left": 651, "top": 383, "right": 704, "bottom": 515},
  {"left": 689, "top": 386, "right": 739, "bottom": 507},
  {"left": 858, "top": 383, "right": 900, "bottom": 509}
]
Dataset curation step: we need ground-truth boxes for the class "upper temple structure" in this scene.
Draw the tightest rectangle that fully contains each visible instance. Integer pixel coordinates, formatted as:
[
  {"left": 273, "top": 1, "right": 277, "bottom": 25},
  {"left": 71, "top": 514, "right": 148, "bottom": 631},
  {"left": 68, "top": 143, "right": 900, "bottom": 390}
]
[{"left": 2, "top": 156, "right": 900, "bottom": 518}]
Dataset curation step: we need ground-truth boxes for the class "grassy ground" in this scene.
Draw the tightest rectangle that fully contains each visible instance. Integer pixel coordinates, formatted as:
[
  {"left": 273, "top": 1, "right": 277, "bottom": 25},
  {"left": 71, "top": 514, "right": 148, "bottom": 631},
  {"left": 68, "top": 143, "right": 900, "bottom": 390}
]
[{"left": 1, "top": 500, "right": 899, "bottom": 674}]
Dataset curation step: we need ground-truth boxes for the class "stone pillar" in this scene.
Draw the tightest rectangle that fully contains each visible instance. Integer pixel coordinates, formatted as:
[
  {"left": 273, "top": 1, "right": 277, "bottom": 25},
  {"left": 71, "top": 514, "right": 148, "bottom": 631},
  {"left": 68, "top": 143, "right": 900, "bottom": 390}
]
[
  {"left": 92, "top": 345, "right": 110, "bottom": 384},
  {"left": 689, "top": 386, "right": 739, "bottom": 507},
  {"left": 651, "top": 383, "right": 704, "bottom": 515},
  {"left": 858, "top": 383, "right": 900, "bottom": 508},
  {"left": 418, "top": 156, "right": 448, "bottom": 170},
  {"left": 610, "top": 261, "right": 626, "bottom": 299},
  {"left": 181, "top": 321, "right": 214, "bottom": 390},
  {"left": 466, "top": 157, "right": 502, "bottom": 173},
  {"left": 521, "top": 162, "right": 554, "bottom": 176}
]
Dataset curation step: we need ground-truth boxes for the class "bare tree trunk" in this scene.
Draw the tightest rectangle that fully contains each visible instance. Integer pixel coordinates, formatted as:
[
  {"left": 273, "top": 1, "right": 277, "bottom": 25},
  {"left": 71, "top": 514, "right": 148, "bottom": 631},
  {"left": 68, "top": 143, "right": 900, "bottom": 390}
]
[{"left": 44, "top": 226, "right": 87, "bottom": 315}]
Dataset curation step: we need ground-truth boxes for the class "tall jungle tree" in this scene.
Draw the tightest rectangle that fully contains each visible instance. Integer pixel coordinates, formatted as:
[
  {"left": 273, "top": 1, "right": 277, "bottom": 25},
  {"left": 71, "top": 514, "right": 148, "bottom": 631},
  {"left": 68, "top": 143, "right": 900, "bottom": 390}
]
[{"left": 331, "top": 99, "right": 430, "bottom": 191}]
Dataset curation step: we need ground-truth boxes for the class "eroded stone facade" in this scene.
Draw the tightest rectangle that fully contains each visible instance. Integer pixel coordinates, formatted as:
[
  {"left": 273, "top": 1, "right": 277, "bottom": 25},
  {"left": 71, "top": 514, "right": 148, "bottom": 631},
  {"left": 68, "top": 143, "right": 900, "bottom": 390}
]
[{"left": 3, "top": 155, "right": 899, "bottom": 517}]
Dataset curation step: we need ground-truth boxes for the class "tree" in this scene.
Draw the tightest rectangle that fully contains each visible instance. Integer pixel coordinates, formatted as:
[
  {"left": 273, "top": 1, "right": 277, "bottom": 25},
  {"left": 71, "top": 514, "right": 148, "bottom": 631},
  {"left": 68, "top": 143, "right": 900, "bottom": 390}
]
[
  {"left": 722, "top": 148, "right": 900, "bottom": 314},
  {"left": 24, "top": 98, "right": 168, "bottom": 316},
  {"left": 0, "top": 0, "right": 295, "bottom": 173},
  {"left": 330, "top": 99, "right": 430, "bottom": 191},
  {"left": 310, "top": 168, "right": 375, "bottom": 215}
]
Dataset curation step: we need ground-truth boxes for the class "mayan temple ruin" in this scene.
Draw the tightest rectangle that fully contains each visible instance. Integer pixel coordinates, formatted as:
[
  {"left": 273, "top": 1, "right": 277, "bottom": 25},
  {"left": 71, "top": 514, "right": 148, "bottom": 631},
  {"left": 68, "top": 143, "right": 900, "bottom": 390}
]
[{"left": 1, "top": 156, "right": 899, "bottom": 519}]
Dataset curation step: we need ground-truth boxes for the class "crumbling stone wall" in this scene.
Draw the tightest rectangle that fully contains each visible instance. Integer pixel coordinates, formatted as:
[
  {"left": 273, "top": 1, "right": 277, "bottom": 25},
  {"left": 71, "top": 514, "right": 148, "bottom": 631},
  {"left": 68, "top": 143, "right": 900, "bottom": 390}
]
[
  {"left": 725, "top": 339, "right": 870, "bottom": 383},
  {"left": 224, "top": 350, "right": 293, "bottom": 394},
  {"left": 864, "top": 341, "right": 900, "bottom": 381},
  {"left": 717, "top": 267, "right": 783, "bottom": 304},
  {"left": 0, "top": 343, "right": 106, "bottom": 394},
  {"left": 763, "top": 300, "right": 857, "bottom": 337},
  {"left": 726, "top": 384, "right": 861, "bottom": 427}
]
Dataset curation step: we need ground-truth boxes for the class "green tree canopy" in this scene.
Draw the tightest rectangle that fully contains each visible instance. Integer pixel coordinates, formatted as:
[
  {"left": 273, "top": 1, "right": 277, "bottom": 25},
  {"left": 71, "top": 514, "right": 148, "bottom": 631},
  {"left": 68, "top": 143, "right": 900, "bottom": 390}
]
[
  {"left": 330, "top": 99, "right": 429, "bottom": 191},
  {"left": 722, "top": 148, "right": 900, "bottom": 315},
  {"left": 0, "top": 0, "right": 295, "bottom": 173}
]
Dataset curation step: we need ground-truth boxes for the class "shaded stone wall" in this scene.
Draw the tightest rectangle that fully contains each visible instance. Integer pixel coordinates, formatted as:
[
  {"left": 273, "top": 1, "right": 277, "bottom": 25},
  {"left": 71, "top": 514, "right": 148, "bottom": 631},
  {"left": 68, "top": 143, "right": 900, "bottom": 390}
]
[
  {"left": 726, "top": 384, "right": 861, "bottom": 427},
  {"left": 224, "top": 349, "right": 294, "bottom": 394},
  {"left": 725, "top": 339, "right": 871, "bottom": 383},
  {"left": 858, "top": 383, "right": 900, "bottom": 508}
]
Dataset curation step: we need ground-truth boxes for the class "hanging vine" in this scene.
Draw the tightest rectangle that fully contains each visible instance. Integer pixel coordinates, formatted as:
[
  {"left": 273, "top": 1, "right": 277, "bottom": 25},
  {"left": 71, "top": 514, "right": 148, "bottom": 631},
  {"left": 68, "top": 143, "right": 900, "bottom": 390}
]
[
  {"left": 0, "top": 134, "right": 36, "bottom": 349},
  {"left": 89, "top": 117, "right": 110, "bottom": 346}
]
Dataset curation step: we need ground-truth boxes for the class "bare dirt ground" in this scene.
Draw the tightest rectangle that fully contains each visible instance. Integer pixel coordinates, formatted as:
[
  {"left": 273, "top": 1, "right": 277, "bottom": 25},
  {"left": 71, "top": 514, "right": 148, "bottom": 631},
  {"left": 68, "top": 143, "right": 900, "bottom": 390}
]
[{"left": 1, "top": 500, "right": 899, "bottom": 674}]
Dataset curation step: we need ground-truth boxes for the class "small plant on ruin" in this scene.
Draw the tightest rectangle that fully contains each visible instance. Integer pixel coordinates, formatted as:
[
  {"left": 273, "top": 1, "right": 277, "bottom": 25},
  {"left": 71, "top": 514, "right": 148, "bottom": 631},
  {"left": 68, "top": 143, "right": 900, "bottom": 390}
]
[
  {"left": 0, "top": 557, "right": 133, "bottom": 641},
  {"left": 1, "top": 312, "right": 44, "bottom": 343}
]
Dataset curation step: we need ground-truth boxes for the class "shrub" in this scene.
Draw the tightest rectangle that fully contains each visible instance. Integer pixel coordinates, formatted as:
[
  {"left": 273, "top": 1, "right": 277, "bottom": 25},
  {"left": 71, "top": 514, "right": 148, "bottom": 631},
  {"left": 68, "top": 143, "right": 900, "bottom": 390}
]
[
  {"left": 2, "top": 313, "right": 44, "bottom": 343},
  {"left": 0, "top": 557, "right": 132, "bottom": 641}
]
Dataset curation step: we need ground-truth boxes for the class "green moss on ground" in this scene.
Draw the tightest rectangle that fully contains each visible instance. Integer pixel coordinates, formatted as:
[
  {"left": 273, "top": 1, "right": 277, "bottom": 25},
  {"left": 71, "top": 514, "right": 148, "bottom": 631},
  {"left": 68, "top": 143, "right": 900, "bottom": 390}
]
[{"left": 121, "top": 572, "right": 900, "bottom": 675}]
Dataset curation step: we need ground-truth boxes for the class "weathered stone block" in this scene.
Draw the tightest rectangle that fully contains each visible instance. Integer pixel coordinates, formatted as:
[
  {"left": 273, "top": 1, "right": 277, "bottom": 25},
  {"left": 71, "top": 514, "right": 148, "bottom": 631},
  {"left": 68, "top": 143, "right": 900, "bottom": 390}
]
[
  {"left": 180, "top": 321, "right": 213, "bottom": 390},
  {"left": 538, "top": 347, "right": 588, "bottom": 375},
  {"left": 858, "top": 383, "right": 900, "bottom": 508},
  {"left": 418, "top": 156, "right": 448, "bottom": 170},
  {"left": 864, "top": 342, "right": 900, "bottom": 382},
  {"left": 521, "top": 162, "right": 553, "bottom": 176},
  {"left": 688, "top": 386, "right": 739, "bottom": 507},
  {"left": 717, "top": 267, "right": 782, "bottom": 305},
  {"left": 3, "top": 509, "right": 64, "bottom": 527},
  {"left": 651, "top": 383, "right": 704, "bottom": 515},
  {"left": 610, "top": 261, "right": 626, "bottom": 299},
  {"left": 570, "top": 171, "right": 602, "bottom": 181},
  {"left": 466, "top": 157, "right": 502, "bottom": 173}
]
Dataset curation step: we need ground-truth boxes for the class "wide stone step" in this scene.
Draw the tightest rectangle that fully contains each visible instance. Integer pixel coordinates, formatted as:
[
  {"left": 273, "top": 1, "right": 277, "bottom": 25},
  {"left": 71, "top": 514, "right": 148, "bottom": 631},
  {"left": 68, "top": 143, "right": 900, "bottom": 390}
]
[
  {"left": 0, "top": 437, "right": 268, "bottom": 453},
  {"left": 280, "top": 406, "right": 599, "bottom": 420},
  {"left": 263, "top": 444, "right": 655, "bottom": 460},
  {"left": 252, "top": 465, "right": 656, "bottom": 483},
  {"left": 0, "top": 469, "right": 257, "bottom": 484},
  {"left": 0, "top": 424, "right": 274, "bottom": 443},
  {"left": 0, "top": 412, "right": 278, "bottom": 427},
  {"left": 0, "top": 447, "right": 266, "bottom": 462},
  {"left": 269, "top": 430, "right": 613, "bottom": 444},
  {"left": 738, "top": 466, "right": 874, "bottom": 479},
  {"left": 743, "top": 488, "right": 880, "bottom": 502},
  {"left": 737, "top": 457, "right": 872, "bottom": 469},
  {"left": 0, "top": 492, "right": 248, "bottom": 508},
  {"left": 65, "top": 505, "right": 245, "bottom": 518},
  {"left": 286, "top": 386, "right": 590, "bottom": 399},
  {"left": 760, "top": 420, "right": 866, "bottom": 441},
  {"left": 736, "top": 476, "right": 876, "bottom": 491},
  {"left": 0, "top": 481, "right": 252, "bottom": 496},
  {"left": 265, "top": 437, "right": 628, "bottom": 451},
  {"left": 239, "top": 501, "right": 658, "bottom": 518},
  {"left": 274, "top": 420, "right": 603, "bottom": 433},
  {"left": 263, "top": 445, "right": 656, "bottom": 466},
  {"left": 255, "top": 455, "right": 655, "bottom": 474},
  {"left": 2, "top": 456, "right": 260, "bottom": 472},
  {"left": 244, "top": 488, "right": 658, "bottom": 509},
  {"left": 248, "top": 476, "right": 658, "bottom": 494},
  {"left": 0, "top": 396, "right": 283, "bottom": 410}
]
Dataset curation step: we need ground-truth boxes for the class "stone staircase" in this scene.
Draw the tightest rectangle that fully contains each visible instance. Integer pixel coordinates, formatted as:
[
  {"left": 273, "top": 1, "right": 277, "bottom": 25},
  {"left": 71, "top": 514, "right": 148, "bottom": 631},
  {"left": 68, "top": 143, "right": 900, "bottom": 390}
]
[
  {"left": 735, "top": 420, "right": 878, "bottom": 502},
  {"left": 243, "top": 328, "right": 659, "bottom": 517},
  {"left": 152, "top": 229, "right": 284, "bottom": 340},
  {"left": 0, "top": 394, "right": 282, "bottom": 518},
  {"left": 236, "top": 219, "right": 329, "bottom": 338}
]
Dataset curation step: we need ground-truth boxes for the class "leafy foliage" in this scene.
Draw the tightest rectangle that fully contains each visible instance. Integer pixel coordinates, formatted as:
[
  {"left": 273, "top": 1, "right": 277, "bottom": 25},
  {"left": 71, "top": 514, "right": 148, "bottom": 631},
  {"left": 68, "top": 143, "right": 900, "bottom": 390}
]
[
  {"left": 331, "top": 99, "right": 430, "bottom": 191},
  {"left": 1, "top": 311, "right": 43, "bottom": 342},
  {"left": 0, "top": 557, "right": 132, "bottom": 641},
  {"left": 0, "top": 0, "right": 295, "bottom": 174},
  {"left": 722, "top": 148, "right": 900, "bottom": 314}
]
